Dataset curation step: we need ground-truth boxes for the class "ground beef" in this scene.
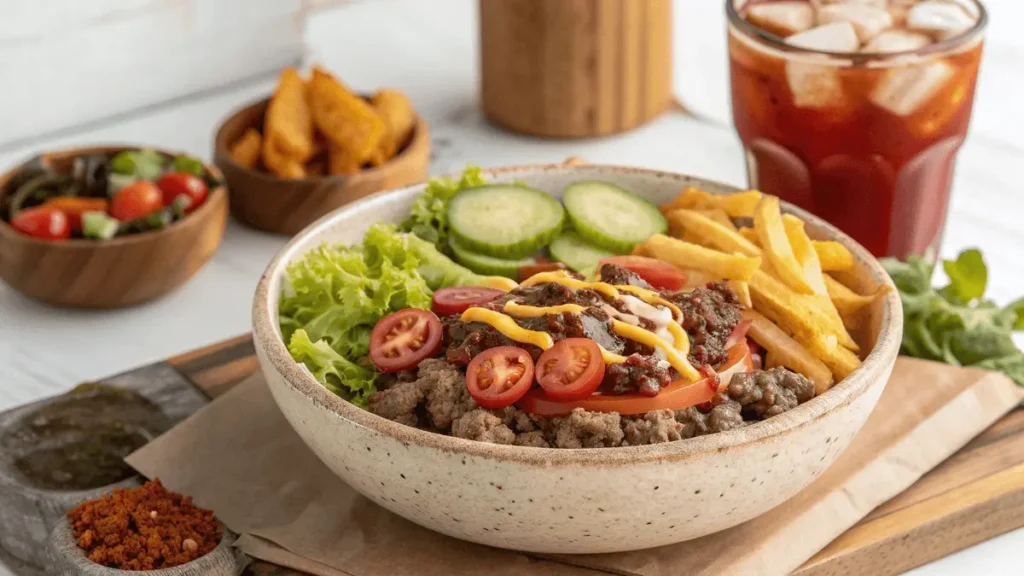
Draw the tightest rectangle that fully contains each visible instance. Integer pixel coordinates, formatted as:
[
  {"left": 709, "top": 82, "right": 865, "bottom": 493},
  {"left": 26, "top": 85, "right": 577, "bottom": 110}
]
[
  {"left": 600, "top": 353, "right": 674, "bottom": 396},
  {"left": 668, "top": 282, "right": 742, "bottom": 367},
  {"left": 597, "top": 263, "right": 652, "bottom": 289},
  {"left": 545, "top": 408, "right": 624, "bottom": 448},
  {"left": 719, "top": 366, "right": 815, "bottom": 419},
  {"left": 621, "top": 410, "right": 685, "bottom": 445},
  {"left": 366, "top": 380, "right": 425, "bottom": 427},
  {"left": 420, "top": 359, "right": 476, "bottom": 429},
  {"left": 451, "top": 410, "right": 516, "bottom": 444},
  {"left": 514, "top": 430, "right": 549, "bottom": 447}
]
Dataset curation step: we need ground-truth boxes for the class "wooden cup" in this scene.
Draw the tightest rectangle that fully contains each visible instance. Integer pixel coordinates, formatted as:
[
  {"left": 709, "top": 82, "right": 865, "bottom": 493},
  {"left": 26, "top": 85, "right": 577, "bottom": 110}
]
[{"left": 479, "top": 0, "right": 673, "bottom": 138}]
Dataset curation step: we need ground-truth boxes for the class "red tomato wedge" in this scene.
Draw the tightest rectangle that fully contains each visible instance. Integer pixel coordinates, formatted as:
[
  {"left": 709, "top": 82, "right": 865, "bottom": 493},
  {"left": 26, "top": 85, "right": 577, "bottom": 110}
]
[
  {"left": 369, "top": 308, "right": 443, "bottom": 373},
  {"left": 519, "top": 341, "right": 753, "bottom": 416},
  {"left": 10, "top": 206, "right": 70, "bottom": 240},
  {"left": 157, "top": 172, "right": 209, "bottom": 213},
  {"left": 724, "top": 318, "right": 753, "bottom": 351},
  {"left": 466, "top": 347, "right": 535, "bottom": 409},
  {"left": 431, "top": 286, "right": 504, "bottom": 316},
  {"left": 42, "top": 197, "right": 108, "bottom": 232},
  {"left": 597, "top": 255, "right": 687, "bottom": 291},
  {"left": 535, "top": 338, "right": 606, "bottom": 401},
  {"left": 110, "top": 181, "right": 164, "bottom": 221}
]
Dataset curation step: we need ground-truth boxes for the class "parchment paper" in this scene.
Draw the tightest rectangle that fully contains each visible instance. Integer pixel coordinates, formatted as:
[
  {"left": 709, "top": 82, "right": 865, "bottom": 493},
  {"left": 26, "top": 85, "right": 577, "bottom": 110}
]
[{"left": 126, "top": 358, "right": 1023, "bottom": 576}]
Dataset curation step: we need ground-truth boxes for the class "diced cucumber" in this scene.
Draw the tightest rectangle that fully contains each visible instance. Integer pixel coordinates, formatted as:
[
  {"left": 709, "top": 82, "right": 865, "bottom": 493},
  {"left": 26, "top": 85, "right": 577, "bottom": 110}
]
[
  {"left": 562, "top": 181, "right": 667, "bottom": 254},
  {"left": 447, "top": 184, "right": 564, "bottom": 258},
  {"left": 82, "top": 211, "right": 119, "bottom": 240},
  {"left": 549, "top": 232, "right": 614, "bottom": 272},
  {"left": 449, "top": 237, "right": 536, "bottom": 279},
  {"left": 107, "top": 173, "right": 136, "bottom": 197}
]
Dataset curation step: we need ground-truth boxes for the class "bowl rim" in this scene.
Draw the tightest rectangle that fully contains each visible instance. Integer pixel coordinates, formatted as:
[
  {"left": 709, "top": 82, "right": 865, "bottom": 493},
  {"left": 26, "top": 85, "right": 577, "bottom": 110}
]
[
  {"left": 252, "top": 163, "right": 903, "bottom": 467},
  {"left": 212, "top": 96, "right": 430, "bottom": 185},
  {"left": 0, "top": 144, "right": 227, "bottom": 250}
]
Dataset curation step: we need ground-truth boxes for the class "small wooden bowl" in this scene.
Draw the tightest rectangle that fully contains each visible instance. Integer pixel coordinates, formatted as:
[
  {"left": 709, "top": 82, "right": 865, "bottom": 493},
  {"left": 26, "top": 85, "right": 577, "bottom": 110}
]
[
  {"left": 0, "top": 146, "right": 228, "bottom": 309},
  {"left": 214, "top": 98, "right": 431, "bottom": 236}
]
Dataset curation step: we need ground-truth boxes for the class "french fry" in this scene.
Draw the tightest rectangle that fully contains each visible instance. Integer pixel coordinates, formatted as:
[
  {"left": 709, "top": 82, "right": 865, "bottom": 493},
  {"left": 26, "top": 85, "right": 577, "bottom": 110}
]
[
  {"left": 744, "top": 309, "right": 832, "bottom": 394},
  {"left": 797, "top": 330, "right": 861, "bottom": 381},
  {"left": 749, "top": 269, "right": 859, "bottom": 352},
  {"left": 824, "top": 274, "right": 884, "bottom": 330},
  {"left": 264, "top": 68, "right": 314, "bottom": 162},
  {"left": 781, "top": 214, "right": 827, "bottom": 294},
  {"left": 659, "top": 187, "right": 717, "bottom": 214},
  {"left": 814, "top": 241, "right": 855, "bottom": 272},
  {"left": 666, "top": 210, "right": 760, "bottom": 257},
  {"left": 754, "top": 196, "right": 815, "bottom": 295},
  {"left": 328, "top": 144, "right": 361, "bottom": 175},
  {"left": 738, "top": 227, "right": 759, "bottom": 245},
  {"left": 308, "top": 66, "right": 384, "bottom": 164},
  {"left": 659, "top": 188, "right": 762, "bottom": 218},
  {"left": 728, "top": 280, "right": 752, "bottom": 308},
  {"left": 369, "top": 89, "right": 416, "bottom": 167},
  {"left": 229, "top": 128, "right": 262, "bottom": 169},
  {"left": 634, "top": 235, "right": 762, "bottom": 282},
  {"left": 262, "top": 135, "right": 306, "bottom": 179},
  {"left": 693, "top": 208, "right": 737, "bottom": 231},
  {"left": 715, "top": 190, "right": 762, "bottom": 218}
]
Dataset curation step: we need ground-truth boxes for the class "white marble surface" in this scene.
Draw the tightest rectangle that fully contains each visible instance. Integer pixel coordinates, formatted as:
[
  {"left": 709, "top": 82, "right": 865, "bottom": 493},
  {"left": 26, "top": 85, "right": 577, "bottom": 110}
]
[{"left": 0, "top": 0, "right": 1021, "bottom": 574}]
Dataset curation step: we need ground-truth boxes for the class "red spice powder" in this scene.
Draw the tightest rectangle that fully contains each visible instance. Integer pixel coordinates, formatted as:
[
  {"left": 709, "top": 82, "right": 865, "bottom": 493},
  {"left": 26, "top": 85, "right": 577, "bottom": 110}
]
[{"left": 67, "top": 478, "right": 221, "bottom": 570}]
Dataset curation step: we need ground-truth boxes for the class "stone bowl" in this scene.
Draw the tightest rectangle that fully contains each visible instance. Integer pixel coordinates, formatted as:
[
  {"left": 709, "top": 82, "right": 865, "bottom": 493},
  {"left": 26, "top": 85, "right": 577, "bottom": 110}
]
[{"left": 251, "top": 164, "right": 903, "bottom": 554}]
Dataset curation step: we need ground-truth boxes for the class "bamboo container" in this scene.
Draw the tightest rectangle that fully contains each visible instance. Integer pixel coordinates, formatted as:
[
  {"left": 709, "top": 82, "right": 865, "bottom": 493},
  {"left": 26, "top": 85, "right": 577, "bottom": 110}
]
[{"left": 479, "top": 0, "right": 673, "bottom": 138}]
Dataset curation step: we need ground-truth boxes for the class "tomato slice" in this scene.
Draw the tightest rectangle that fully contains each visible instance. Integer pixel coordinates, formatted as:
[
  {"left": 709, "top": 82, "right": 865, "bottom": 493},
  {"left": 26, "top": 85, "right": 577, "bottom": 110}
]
[
  {"left": 535, "top": 338, "right": 605, "bottom": 401},
  {"left": 369, "top": 308, "right": 443, "bottom": 373},
  {"left": 517, "top": 262, "right": 567, "bottom": 282},
  {"left": 431, "top": 286, "right": 504, "bottom": 316},
  {"left": 723, "top": 318, "right": 753, "bottom": 351},
  {"left": 9, "top": 206, "right": 70, "bottom": 241},
  {"left": 466, "top": 347, "right": 535, "bottom": 409},
  {"left": 519, "top": 341, "right": 753, "bottom": 416},
  {"left": 597, "top": 256, "right": 688, "bottom": 291},
  {"left": 42, "top": 197, "right": 108, "bottom": 232}
]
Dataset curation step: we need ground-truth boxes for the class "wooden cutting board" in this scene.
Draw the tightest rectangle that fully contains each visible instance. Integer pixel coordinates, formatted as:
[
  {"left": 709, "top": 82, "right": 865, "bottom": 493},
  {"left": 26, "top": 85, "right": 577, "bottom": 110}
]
[{"left": 162, "top": 334, "right": 1024, "bottom": 576}]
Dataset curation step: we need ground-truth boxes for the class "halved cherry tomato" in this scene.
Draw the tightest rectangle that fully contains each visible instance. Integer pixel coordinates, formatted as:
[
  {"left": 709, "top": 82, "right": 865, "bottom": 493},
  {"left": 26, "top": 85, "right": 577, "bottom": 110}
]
[
  {"left": 157, "top": 172, "right": 208, "bottom": 213},
  {"left": 519, "top": 341, "right": 753, "bottom": 416},
  {"left": 466, "top": 346, "right": 535, "bottom": 409},
  {"left": 431, "top": 286, "right": 504, "bottom": 316},
  {"left": 723, "top": 318, "right": 753, "bottom": 350},
  {"left": 535, "top": 338, "right": 605, "bottom": 401},
  {"left": 110, "top": 181, "right": 163, "bottom": 221},
  {"left": 517, "top": 261, "right": 567, "bottom": 282},
  {"left": 9, "top": 206, "right": 70, "bottom": 241},
  {"left": 369, "top": 308, "right": 443, "bottom": 373},
  {"left": 42, "top": 197, "right": 108, "bottom": 232},
  {"left": 597, "top": 255, "right": 688, "bottom": 291}
]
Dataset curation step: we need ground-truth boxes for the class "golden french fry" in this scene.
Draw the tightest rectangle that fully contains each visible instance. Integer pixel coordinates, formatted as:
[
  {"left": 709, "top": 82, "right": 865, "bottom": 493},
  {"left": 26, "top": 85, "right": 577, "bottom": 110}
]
[
  {"left": 659, "top": 187, "right": 717, "bottom": 214},
  {"left": 796, "top": 330, "right": 861, "bottom": 381},
  {"left": 744, "top": 309, "right": 832, "bottom": 394},
  {"left": 369, "top": 89, "right": 416, "bottom": 166},
  {"left": 328, "top": 144, "right": 361, "bottom": 175},
  {"left": 754, "top": 196, "right": 815, "bottom": 295},
  {"left": 262, "top": 135, "right": 306, "bottom": 179},
  {"left": 660, "top": 188, "right": 762, "bottom": 218},
  {"left": 814, "top": 241, "right": 855, "bottom": 272},
  {"left": 264, "top": 68, "right": 314, "bottom": 162},
  {"left": 781, "top": 214, "right": 827, "bottom": 294},
  {"left": 229, "top": 128, "right": 262, "bottom": 169},
  {"left": 728, "top": 280, "right": 752, "bottom": 308},
  {"left": 666, "top": 210, "right": 760, "bottom": 257},
  {"left": 692, "top": 208, "right": 736, "bottom": 231},
  {"left": 308, "top": 66, "right": 384, "bottom": 164},
  {"left": 738, "top": 227, "right": 759, "bottom": 245},
  {"left": 749, "top": 269, "right": 859, "bottom": 352},
  {"left": 715, "top": 190, "right": 762, "bottom": 218},
  {"left": 824, "top": 274, "right": 884, "bottom": 330},
  {"left": 634, "top": 235, "right": 762, "bottom": 282}
]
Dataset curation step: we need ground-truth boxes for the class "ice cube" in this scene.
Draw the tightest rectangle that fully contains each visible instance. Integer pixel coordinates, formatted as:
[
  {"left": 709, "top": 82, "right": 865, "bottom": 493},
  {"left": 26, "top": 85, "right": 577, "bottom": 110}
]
[
  {"left": 862, "top": 29, "right": 932, "bottom": 52},
  {"left": 817, "top": 4, "right": 894, "bottom": 41},
  {"left": 907, "top": 1, "right": 977, "bottom": 38},
  {"left": 819, "top": 0, "right": 888, "bottom": 7},
  {"left": 870, "top": 60, "right": 954, "bottom": 116},
  {"left": 786, "top": 61, "right": 846, "bottom": 109},
  {"left": 746, "top": 2, "right": 815, "bottom": 36},
  {"left": 785, "top": 22, "right": 860, "bottom": 52},
  {"left": 947, "top": 0, "right": 981, "bottom": 18}
]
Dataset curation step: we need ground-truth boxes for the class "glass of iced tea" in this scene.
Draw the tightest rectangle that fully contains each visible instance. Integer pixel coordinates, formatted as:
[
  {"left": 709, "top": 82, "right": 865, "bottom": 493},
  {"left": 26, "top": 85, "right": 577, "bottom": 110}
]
[{"left": 728, "top": 0, "right": 987, "bottom": 259}]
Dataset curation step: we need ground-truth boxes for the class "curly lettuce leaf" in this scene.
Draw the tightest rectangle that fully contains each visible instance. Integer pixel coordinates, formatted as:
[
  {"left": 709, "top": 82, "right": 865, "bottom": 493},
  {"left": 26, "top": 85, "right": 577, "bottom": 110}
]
[
  {"left": 288, "top": 329, "right": 377, "bottom": 405},
  {"left": 400, "top": 165, "right": 487, "bottom": 251}
]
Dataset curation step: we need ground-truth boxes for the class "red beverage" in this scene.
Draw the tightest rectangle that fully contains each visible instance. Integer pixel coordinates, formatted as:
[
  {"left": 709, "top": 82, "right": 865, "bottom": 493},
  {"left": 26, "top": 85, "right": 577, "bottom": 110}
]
[{"left": 728, "top": 0, "right": 987, "bottom": 258}]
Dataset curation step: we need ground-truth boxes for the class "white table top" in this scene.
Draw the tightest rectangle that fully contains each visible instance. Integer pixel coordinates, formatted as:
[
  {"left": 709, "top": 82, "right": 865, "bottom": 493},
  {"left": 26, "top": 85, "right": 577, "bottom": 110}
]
[{"left": 1, "top": 1, "right": 1021, "bottom": 574}]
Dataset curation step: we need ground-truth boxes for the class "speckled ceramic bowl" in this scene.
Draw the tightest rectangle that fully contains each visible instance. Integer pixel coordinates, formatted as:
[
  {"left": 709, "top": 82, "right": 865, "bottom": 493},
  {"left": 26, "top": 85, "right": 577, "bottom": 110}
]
[{"left": 251, "top": 164, "right": 902, "bottom": 554}]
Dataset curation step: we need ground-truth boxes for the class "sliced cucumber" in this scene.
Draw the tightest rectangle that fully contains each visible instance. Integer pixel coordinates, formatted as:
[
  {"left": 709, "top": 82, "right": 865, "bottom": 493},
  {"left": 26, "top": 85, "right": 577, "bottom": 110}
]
[
  {"left": 82, "top": 211, "right": 118, "bottom": 240},
  {"left": 562, "top": 181, "right": 667, "bottom": 254},
  {"left": 448, "top": 184, "right": 564, "bottom": 258},
  {"left": 549, "top": 232, "right": 614, "bottom": 272},
  {"left": 449, "top": 237, "right": 535, "bottom": 279}
]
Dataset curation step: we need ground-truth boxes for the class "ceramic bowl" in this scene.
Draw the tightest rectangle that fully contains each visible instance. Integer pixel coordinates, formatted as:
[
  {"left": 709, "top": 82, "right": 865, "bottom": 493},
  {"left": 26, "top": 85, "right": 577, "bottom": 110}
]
[
  {"left": 213, "top": 97, "right": 430, "bottom": 236},
  {"left": 0, "top": 146, "right": 228, "bottom": 308},
  {"left": 251, "top": 164, "right": 903, "bottom": 554}
]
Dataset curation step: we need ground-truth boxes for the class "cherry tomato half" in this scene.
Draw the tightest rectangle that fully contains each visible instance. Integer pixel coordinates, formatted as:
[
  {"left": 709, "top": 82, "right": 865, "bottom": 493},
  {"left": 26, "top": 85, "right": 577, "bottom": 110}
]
[
  {"left": 369, "top": 308, "right": 443, "bottom": 373},
  {"left": 466, "top": 346, "right": 535, "bottom": 409},
  {"left": 9, "top": 206, "right": 70, "bottom": 241},
  {"left": 157, "top": 172, "right": 209, "bottom": 213},
  {"left": 42, "top": 197, "right": 108, "bottom": 232},
  {"left": 110, "top": 182, "right": 164, "bottom": 221},
  {"left": 431, "top": 286, "right": 504, "bottom": 316},
  {"left": 535, "top": 338, "right": 605, "bottom": 401},
  {"left": 519, "top": 341, "right": 753, "bottom": 416},
  {"left": 597, "top": 255, "right": 688, "bottom": 291}
]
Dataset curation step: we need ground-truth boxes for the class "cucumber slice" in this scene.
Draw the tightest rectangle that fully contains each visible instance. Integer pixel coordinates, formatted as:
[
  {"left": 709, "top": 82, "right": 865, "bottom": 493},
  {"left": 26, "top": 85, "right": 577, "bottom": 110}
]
[
  {"left": 448, "top": 184, "right": 564, "bottom": 258},
  {"left": 562, "top": 181, "right": 667, "bottom": 254},
  {"left": 449, "top": 237, "right": 535, "bottom": 279},
  {"left": 82, "top": 211, "right": 118, "bottom": 240},
  {"left": 549, "top": 232, "right": 614, "bottom": 272}
]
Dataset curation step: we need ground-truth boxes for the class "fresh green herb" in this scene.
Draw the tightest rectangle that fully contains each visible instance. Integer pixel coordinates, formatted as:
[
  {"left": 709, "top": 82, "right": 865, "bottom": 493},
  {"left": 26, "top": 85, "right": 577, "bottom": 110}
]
[
  {"left": 399, "top": 165, "right": 487, "bottom": 251},
  {"left": 881, "top": 249, "right": 1024, "bottom": 386},
  {"left": 171, "top": 156, "right": 205, "bottom": 177},
  {"left": 82, "top": 211, "right": 118, "bottom": 240},
  {"left": 110, "top": 149, "right": 166, "bottom": 181}
]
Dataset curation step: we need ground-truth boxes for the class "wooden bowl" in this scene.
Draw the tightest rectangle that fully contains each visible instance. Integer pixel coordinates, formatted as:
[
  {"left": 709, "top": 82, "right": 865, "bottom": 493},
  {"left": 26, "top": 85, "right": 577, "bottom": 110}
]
[
  {"left": 214, "top": 98, "right": 431, "bottom": 236},
  {"left": 0, "top": 146, "right": 228, "bottom": 309}
]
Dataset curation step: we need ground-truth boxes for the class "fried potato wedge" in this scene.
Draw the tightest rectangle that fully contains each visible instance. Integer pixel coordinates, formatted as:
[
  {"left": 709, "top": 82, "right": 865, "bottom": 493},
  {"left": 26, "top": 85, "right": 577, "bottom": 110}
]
[
  {"left": 262, "top": 135, "right": 306, "bottom": 179},
  {"left": 660, "top": 188, "right": 762, "bottom": 218},
  {"left": 814, "top": 241, "right": 855, "bottom": 272},
  {"left": 328, "top": 144, "right": 361, "bottom": 176},
  {"left": 229, "top": 128, "right": 262, "bottom": 169},
  {"left": 369, "top": 89, "right": 416, "bottom": 167},
  {"left": 264, "top": 68, "right": 314, "bottom": 162},
  {"left": 744, "top": 309, "right": 832, "bottom": 394},
  {"left": 634, "top": 235, "right": 761, "bottom": 282},
  {"left": 666, "top": 210, "right": 760, "bottom": 257},
  {"left": 308, "top": 67, "right": 384, "bottom": 164},
  {"left": 749, "top": 269, "right": 859, "bottom": 352},
  {"left": 754, "top": 196, "right": 816, "bottom": 295}
]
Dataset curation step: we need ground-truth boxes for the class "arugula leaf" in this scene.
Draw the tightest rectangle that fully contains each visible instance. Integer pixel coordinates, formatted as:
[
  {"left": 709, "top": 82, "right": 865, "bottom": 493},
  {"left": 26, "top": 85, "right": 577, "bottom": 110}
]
[
  {"left": 1004, "top": 296, "right": 1024, "bottom": 330},
  {"left": 939, "top": 248, "right": 986, "bottom": 304},
  {"left": 400, "top": 165, "right": 487, "bottom": 253}
]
